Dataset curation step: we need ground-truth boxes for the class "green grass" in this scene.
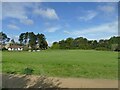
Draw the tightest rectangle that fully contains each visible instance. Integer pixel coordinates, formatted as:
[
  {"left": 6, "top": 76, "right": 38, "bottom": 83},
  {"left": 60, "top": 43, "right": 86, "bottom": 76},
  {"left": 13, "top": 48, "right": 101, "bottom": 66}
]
[{"left": 2, "top": 50, "right": 118, "bottom": 79}]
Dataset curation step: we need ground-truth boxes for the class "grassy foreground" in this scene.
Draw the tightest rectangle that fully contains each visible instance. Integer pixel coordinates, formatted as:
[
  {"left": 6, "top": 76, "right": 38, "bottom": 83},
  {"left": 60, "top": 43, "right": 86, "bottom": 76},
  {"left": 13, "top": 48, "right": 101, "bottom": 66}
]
[{"left": 2, "top": 50, "right": 118, "bottom": 79}]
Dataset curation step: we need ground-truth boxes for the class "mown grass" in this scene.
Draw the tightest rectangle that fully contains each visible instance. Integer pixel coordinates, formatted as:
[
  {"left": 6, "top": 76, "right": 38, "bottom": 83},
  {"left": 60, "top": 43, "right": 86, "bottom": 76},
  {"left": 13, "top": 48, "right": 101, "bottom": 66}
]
[{"left": 2, "top": 50, "right": 118, "bottom": 79}]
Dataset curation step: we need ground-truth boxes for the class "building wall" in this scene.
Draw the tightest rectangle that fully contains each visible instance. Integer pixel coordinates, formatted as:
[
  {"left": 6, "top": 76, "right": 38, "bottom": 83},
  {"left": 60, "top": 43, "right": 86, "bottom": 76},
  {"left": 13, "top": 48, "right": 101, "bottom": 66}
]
[{"left": 8, "top": 48, "right": 23, "bottom": 51}]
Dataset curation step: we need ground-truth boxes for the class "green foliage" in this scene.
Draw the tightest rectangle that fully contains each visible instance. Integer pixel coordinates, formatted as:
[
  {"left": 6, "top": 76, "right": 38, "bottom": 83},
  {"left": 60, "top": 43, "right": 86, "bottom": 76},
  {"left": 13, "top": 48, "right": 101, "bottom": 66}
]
[
  {"left": 51, "top": 36, "right": 120, "bottom": 51},
  {"left": 37, "top": 33, "right": 48, "bottom": 50},
  {"left": 95, "top": 47, "right": 109, "bottom": 51},
  {"left": 19, "top": 32, "right": 48, "bottom": 50},
  {"left": 0, "top": 32, "right": 10, "bottom": 44},
  {"left": 23, "top": 67, "right": 34, "bottom": 75},
  {"left": 51, "top": 42, "right": 60, "bottom": 49},
  {"left": 2, "top": 47, "right": 7, "bottom": 51},
  {"left": 28, "top": 32, "right": 36, "bottom": 49},
  {"left": 11, "top": 39, "right": 15, "bottom": 44},
  {"left": 111, "top": 44, "right": 118, "bottom": 51}
]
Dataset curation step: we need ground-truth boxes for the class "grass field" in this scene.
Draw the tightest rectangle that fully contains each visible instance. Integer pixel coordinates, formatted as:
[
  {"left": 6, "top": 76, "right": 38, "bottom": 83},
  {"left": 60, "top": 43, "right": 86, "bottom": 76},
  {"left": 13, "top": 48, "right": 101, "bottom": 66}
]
[{"left": 2, "top": 50, "right": 118, "bottom": 79}]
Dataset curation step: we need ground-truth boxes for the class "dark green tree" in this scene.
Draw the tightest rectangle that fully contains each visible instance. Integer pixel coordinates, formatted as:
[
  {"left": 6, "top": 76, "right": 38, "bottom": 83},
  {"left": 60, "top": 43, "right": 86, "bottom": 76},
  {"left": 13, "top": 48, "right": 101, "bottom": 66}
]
[
  {"left": 11, "top": 39, "right": 15, "bottom": 44},
  {"left": 0, "top": 32, "right": 10, "bottom": 44},
  {"left": 51, "top": 42, "right": 60, "bottom": 49},
  {"left": 37, "top": 33, "right": 48, "bottom": 50},
  {"left": 65, "top": 37, "right": 74, "bottom": 49},
  {"left": 28, "top": 32, "right": 36, "bottom": 50},
  {"left": 19, "top": 33, "right": 25, "bottom": 45}
]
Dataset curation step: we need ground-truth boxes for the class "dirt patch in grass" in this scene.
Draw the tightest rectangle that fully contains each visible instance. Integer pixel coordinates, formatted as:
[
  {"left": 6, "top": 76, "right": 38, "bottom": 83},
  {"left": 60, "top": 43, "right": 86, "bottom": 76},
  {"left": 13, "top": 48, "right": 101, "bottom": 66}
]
[{"left": 1, "top": 74, "right": 118, "bottom": 88}]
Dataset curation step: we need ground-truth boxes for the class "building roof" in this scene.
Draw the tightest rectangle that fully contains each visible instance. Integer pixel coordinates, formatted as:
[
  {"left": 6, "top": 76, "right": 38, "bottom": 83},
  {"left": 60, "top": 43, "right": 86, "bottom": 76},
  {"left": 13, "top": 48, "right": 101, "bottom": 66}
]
[{"left": 8, "top": 45, "right": 23, "bottom": 49}]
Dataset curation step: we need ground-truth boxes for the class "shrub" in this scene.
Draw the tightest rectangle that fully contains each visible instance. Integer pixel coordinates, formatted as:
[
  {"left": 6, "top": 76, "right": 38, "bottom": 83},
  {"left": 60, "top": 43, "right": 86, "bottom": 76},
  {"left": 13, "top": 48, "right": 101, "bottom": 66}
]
[
  {"left": 23, "top": 46, "right": 29, "bottom": 51},
  {"left": 95, "top": 47, "right": 109, "bottom": 51},
  {"left": 2, "top": 47, "right": 7, "bottom": 51},
  {"left": 6, "top": 71, "right": 16, "bottom": 74},
  {"left": 118, "top": 56, "right": 120, "bottom": 59},
  {"left": 23, "top": 67, "right": 34, "bottom": 75}
]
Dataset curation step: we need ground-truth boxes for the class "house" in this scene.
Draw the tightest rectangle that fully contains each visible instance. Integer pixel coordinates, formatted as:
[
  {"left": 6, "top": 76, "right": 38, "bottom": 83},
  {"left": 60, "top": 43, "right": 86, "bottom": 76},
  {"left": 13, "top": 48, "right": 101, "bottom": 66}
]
[
  {"left": 5, "top": 43, "right": 10, "bottom": 49},
  {"left": 8, "top": 45, "right": 23, "bottom": 51}
]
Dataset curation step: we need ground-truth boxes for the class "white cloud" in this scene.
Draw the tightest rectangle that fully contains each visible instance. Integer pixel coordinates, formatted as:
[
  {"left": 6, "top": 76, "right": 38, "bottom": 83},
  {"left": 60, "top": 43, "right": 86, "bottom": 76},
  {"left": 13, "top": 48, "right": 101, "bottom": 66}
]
[
  {"left": 78, "top": 11, "right": 98, "bottom": 21},
  {"left": 47, "top": 40, "right": 55, "bottom": 46},
  {"left": 78, "top": 3, "right": 117, "bottom": 22},
  {"left": 64, "top": 21, "right": 118, "bottom": 39},
  {"left": 97, "top": 4, "right": 116, "bottom": 14},
  {"left": 0, "top": 3, "right": 2, "bottom": 32},
  {"left": 20, "top": 19, "right": 34, "bottom": 25},
  {"left": 34, "top": 8, "right": 59, "bottom": 20},
  {"left": 7, "top": 24, "right": 20, "bottom": 30},
  {"left": 0, "top": 2, "right": 2, "bottom": 20},
  {"left": 44, "top": 22, "right": 51, "bottom": 26},
  {"left": 64, "top": 23, "right": 70, "bottom": 28},
  {"left": 3, "top": 3, "right": 27, "bottom": 20},
  {"left": 64, "top": 30, "right": 71, "bottom": 34},
  {"left": 3, "top": 2, "right": 58, "bottom": 28},
  {"left": 3, "top": 3, "right": 34, "bottom": 25},
  {"left": 8, "top": 35, "right": 19, "bottom": 42},
  {"left": 46, "top": 26, "right": 61, "bottom": 32}
]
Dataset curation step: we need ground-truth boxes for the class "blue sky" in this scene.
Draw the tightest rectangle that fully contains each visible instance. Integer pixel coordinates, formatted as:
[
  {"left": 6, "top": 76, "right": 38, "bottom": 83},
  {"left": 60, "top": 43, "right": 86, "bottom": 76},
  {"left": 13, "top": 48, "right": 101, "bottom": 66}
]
[{"left": 2, "top": 2, "right": 118, "bottom": 45}]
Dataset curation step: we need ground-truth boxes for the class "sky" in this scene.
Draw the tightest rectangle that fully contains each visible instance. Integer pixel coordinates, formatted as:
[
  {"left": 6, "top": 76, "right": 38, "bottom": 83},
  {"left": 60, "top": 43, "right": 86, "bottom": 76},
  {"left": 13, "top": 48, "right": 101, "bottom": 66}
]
[{"left": 2, "top": 2, "right": 118, "bottom": 46}]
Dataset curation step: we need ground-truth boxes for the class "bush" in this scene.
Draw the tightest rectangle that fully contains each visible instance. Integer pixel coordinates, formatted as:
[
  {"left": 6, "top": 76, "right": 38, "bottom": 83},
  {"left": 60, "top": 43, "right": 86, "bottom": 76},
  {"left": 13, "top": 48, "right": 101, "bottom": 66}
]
[
  {"left": 6, "top": 71, "right": 16, "bottom": 74},
  {"left": 2, "top": 47, "right": 7, "bottom": 51},
  {"left": 95, "top": 47, "right": 109, "bottom": 51},
  {"left": 51, "top": 43, "right": 60, "bottom": 49},
  {"left": 23, "top": 46, "right": 29, "bottom": 51},
  {"left": 114, "top": 45, "right": 120, "bottom": 52},
  {"left": 118, "top": 56, "right": 120, "bottom": 59},
  {"left": 23, "top": 67, "right": 34, "bottom": 75}
]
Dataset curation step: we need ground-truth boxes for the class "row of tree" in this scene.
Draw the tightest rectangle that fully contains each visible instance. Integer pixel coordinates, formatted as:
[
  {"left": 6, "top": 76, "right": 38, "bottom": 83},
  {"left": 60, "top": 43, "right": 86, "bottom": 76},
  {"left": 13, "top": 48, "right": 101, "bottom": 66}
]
[
  {"left": 1, "top": 32, "right": 120, "bottom": 51},
  {"left": 51, "top": 36, "right": 120, "bottom": 51}
]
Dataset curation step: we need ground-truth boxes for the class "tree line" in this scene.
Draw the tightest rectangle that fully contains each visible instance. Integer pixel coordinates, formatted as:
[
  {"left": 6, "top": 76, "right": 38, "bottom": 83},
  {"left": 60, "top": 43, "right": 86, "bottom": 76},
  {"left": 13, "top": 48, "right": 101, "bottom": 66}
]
[
  {"left": 51, "top": 36, "right": 120, "bottom": 51},
  {"left": 0, "top": 32, "right": 120, "bottom": 51}
]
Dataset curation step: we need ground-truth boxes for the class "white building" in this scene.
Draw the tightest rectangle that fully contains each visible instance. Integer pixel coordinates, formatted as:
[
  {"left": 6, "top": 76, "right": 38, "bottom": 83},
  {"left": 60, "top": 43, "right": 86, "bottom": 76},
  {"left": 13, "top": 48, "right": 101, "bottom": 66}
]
[{"left": 8, "top": 45, "right": 23, "bottom": 51}]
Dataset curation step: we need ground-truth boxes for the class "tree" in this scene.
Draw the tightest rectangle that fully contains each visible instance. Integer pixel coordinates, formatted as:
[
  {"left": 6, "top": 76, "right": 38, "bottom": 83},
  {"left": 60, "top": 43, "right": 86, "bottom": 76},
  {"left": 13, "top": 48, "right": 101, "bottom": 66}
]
[
  {"left": 91, "top": 40, "right": 98, "bottom": 49},
  {"left": 72, "top": 37, "right": 88, "bottom": 49},
  {"left": 28, "top": 32, "right": 36, "bottom": 50},
  {"left": 59, "top": 40, "right": 66, "bottom": 49},
  {"left": 65, "top": 37, "right": 74, "bottom": 49},
  {"left": 19, "top": 32, "right": 48, "bottom": 50},
  {"left": 43, "top": 40, "right": 48, "bottom": 49},
  {"left": 0, "top": 32, "right": 10, "bottom": 44},
  {"left": 19, "top": 32, "right": 29, "bottom": 45},
  {"left": 24, "top": 32, "right": 29, "bottom": 44},
  {"left": 19, "top": 33, "right": 25, "bottom": 45},
  {"left": 37, "top": 33, "right": 48, "bottom": 50},
  {"left": 51, "top": 42, "right": 60, "bottom": 49},
  {"left": 11, "top": 39, "right": 15, "bottom": 45},
  {"left": 109, "top": 36, "right": 120, "bottom": 51}
]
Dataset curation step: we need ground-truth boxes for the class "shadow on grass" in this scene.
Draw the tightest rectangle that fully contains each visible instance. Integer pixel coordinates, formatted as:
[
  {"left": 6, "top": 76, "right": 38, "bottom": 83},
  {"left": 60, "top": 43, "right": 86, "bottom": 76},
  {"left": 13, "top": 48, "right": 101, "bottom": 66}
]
[{"left": 2, "top": 74, "right": 61, "bottom": 88}]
